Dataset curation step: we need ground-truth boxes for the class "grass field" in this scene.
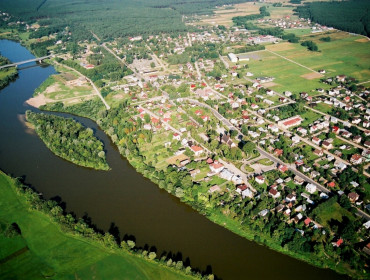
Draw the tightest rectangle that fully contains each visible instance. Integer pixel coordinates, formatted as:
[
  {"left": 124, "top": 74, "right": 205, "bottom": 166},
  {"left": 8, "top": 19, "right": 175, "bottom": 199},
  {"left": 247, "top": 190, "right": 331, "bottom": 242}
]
[
  {"left": 244, "top": 50, "right": 329, "bottom": 94},
  {"left": 271, "top": 31, "right": 370, "bottom": 82},
  {"left": 314, "top": 201, "right": 354, "bottom": 228},
  {"left": 244, "top": 31, "right": 370, "bottom": 94},
  {"left": 0, "top": 171, "right": 193, "bottom": 280}
]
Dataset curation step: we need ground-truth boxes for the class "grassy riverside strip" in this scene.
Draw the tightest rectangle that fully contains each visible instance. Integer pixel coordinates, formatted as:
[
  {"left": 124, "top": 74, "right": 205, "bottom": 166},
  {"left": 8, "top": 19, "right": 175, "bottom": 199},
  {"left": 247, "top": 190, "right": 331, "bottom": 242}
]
[
  {"left": 0, "top": 55, "right": 17, "bottom": 90},
  {"left": 0, "top": 171, "right": 201, "bottom": 280},
  {"left": 25, "top": 111, "right": 110, "bottom": 171}
]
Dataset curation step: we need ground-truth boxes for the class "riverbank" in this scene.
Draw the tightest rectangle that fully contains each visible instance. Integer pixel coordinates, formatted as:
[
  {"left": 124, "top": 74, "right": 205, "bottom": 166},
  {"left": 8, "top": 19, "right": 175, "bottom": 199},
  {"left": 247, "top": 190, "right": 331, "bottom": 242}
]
[{"left": 0, "top": 171, "right": 198, "bottom": 279}]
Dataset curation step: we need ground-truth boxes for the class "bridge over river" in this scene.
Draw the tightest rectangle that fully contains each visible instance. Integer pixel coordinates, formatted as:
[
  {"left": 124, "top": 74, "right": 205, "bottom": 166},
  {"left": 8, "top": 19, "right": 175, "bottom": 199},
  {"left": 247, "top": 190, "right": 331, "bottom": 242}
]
[{"left": 0, "top": 54, "right": 54, "bottom": 70}]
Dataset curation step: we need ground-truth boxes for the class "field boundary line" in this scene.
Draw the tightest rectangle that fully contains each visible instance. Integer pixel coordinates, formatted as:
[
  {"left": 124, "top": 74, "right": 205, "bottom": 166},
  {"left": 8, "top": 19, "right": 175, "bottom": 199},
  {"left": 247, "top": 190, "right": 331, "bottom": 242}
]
[{"left": 266, "top": 49, "right": 320, "bottom": 74}]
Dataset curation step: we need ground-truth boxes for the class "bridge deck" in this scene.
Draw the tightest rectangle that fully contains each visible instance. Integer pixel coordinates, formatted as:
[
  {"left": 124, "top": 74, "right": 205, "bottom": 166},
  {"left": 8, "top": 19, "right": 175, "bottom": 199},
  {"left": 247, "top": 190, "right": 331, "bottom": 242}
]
[{"left": 0, "top": 55, "right": 53, "bottom": 70}]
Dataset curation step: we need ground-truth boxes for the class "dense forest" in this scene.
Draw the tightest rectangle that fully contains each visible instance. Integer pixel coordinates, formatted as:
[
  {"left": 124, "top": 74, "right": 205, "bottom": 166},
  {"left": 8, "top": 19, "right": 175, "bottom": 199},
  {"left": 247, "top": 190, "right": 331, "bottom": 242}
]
[
  {"left": 295, "top": 0, "right": 370, "bottom": 36},
  {"left": 0, "top": 0, "right": 250, "bottom": 40},
  {"left": 26, "top": 111, "right": 109, "bottom": 170}
]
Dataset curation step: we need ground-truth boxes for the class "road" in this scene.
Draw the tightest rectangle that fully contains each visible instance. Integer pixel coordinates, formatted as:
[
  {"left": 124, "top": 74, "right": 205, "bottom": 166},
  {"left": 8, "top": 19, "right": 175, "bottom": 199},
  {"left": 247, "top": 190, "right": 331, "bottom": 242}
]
[
  {"left": 101, "top": 43, "right": 148, "bottom": 82},
  {"left": 305, "top": 105, "right": 368, "bottom": 132},
  {"left": 265, "top": 101, "right": 295, "bottom": 111},
  {"left": 219, "top": 54, "right": 229, "bottom": 69},
  {"left": 337, "top": 135, "right": 367, "bottom": 150},
  {"left": 54, "top": 62, "right": 110, "bottom": 110},
  {"left": 194, "top": 62, "right": 202, "bottom": 81},
  {"left": 356, "top": 80, "right": 370, "bottom": 86},
  {"left": 180, "top": 98, "right": 237, "bottom": 131},
  {"left": 90, "top": 31, "right": 101, "bottom": 42},
  {"left": 184, "top": 97, "right": 370, "bottom": 220},
  {"left": 146, "top": 45, "right": 167, "bottom": 70},
  {"left": 187, "top": 32, "right": 192, "bottom": 47},
  {"left": 244, "top": 106, "right": 351, "bottom": 167}
]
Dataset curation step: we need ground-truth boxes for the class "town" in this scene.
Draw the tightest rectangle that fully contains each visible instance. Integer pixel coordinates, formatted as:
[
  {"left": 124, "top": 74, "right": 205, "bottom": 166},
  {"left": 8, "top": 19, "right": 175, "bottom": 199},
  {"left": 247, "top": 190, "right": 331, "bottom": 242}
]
[{"left": 1, "top": 0, "right": 369, "bottom": 278}]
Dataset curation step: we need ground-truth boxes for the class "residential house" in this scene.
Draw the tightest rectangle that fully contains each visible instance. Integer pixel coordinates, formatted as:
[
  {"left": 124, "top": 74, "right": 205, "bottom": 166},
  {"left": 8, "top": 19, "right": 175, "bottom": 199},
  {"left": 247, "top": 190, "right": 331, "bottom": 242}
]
[
  {"left": 332, "top": 238, "right": 344, "bottom": 247},
  {"left": 312, "top": 136, "right": 321, "bottom": 145},
  {"left": 221, "top": 134, "right": 236, "bottom": 148},
  {"left": 350, "top": 154, "right": 363, "bottom": 165},
  {"left": 291, "top": 135, "right": 300, "bottom": 144},
  {"left": 255, "top": 175, "right": 265, "bottom": 184},
  {"left": 285, "top": 194, "right": 296, "bottom": 203},
  {"left": 306, "top": 183, "right": 317, "bottom": 194},
  {"left": 364, "top": 141, "right": 370, "bottom": 148},
  {"left": 322, "top": 141, "right": 333, "bottom": 150},
  {"left": 348, "top": 192, "right": 359, "bottom": 203},
  {"left": 274, "top": 149, "right": 283, "bottom": 157},
  {"left": 294, "top": 175, "right": 305, "bottom": 185},
  {"left": 302, "top": 165, "right": 311, "bottom": 173},
  {"left": 190, "top": 145, "right": 204, "bottom": 156},
  {"left": 209, "top": 162, "right": 224, "bottom": 173},
  {"left": 313, "top": 149, "right": 323, "bottom": 157},
  {"left": 269, "top": 188, "right": 281, "bottom": 199},
  {"left": 278, "top": 165, "right": 288, "bottom": 173},
  {"left": 353, "top": 135, "right": 362, "bottom": 144},
  {"left": 173, "top": 133, "right": 181, "bottom": 141},
  {"left": 236, "top": 185, "right": 253, "bottom": 198},
  {"left": 220, "top": 169, "right": 234, "bottom": 181},
  {"left": 304, "top": 218, "right": 311, "bottom": 226}
]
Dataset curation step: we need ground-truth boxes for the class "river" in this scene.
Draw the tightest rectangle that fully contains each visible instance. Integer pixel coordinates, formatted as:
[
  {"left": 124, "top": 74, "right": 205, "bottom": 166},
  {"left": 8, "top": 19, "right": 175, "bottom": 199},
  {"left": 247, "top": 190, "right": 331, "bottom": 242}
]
[{"left": 0, "top": 39, "right": 347, "bottom": 280}]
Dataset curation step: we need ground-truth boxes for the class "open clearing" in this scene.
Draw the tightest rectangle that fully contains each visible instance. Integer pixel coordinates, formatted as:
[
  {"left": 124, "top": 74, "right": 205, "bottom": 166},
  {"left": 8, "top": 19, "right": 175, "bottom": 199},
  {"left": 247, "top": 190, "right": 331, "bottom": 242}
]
[
  {"left": 355, "top": 38, "right": 368, "bottom": 43},
  {"left": 266, "top": 42, "right": 295, "bottom": 52},
  {"left": 166, "top": 154, "right": 189, "bottom": 166},
  {"left": 0, "top": 171, "right": 192, "bottom": 280},
  {"left": 301, "top": 72, "right": 324, "bottom": 80},
  {"left": 200, "top": 2, "right": 260, "bottom": 26},
  {"left": 200, "top": 2, "right": 296, "bottom": 26}
]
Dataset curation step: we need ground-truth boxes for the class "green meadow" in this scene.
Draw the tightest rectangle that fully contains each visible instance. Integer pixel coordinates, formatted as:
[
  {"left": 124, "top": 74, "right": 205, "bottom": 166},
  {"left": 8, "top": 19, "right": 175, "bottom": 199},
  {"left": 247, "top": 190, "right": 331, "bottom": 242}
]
[
  {"left": 276, "top": 31, "right": 370, "bottom": 81},
  {"left": 243, "top": 50, "right": 330, "bottom": 94},
  {"left": 242, "top": 31, "right": 370, "bottom": 94},
  {"left": 0, "top": 171, "right": 193, "bottom": 280}
]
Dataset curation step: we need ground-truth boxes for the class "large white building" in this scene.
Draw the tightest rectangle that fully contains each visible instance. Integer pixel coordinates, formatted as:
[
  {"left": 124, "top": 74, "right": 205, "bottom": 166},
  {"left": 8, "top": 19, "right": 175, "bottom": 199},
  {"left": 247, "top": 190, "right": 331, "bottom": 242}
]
[{"left": 228, "top": 53, "right": 238, "bottom": 63}]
